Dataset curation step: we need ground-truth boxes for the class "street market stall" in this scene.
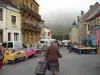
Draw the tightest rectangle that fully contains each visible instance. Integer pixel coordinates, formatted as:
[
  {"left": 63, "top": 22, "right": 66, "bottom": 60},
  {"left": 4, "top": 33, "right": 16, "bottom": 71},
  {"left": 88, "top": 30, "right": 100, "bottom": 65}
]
[
  {"left": 85, "top": 36, "right": 97, "bottom": 47},
  {"left": 72, "top": 46, "right": 97, "bottom": 55}
]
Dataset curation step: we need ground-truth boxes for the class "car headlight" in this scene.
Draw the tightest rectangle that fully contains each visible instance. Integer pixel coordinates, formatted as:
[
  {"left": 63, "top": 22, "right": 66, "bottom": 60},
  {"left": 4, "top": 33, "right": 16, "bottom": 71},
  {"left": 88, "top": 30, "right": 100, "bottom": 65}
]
[
  {"left": 11, "top": 54, "right": 15, "bottom": 55},
  {"left": 20, "top": 51, "right": 24, "bottom": 53}
]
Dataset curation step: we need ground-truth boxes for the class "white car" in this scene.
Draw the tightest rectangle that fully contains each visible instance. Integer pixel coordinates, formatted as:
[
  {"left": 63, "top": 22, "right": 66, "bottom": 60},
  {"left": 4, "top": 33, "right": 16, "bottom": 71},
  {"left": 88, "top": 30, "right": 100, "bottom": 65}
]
[{"left": 64, "top": 43, "right": 68, "bottom": 47}]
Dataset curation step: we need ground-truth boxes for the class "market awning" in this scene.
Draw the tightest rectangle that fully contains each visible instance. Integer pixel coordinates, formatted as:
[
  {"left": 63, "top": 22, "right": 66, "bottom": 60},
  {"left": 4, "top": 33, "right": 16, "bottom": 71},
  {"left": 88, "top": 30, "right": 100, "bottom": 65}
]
[
  {"left": 85, "top": 36, "right": 97, "bottom": 40},
  {"left": 90, "top": 25, "right": 100, "bottom": 33}
]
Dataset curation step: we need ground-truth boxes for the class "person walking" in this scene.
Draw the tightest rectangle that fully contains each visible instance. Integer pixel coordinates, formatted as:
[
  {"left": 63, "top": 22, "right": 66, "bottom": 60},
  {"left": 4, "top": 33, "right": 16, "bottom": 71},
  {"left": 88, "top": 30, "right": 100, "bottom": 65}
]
[
  {"left": 67, "top": 41, "right": 73, "bottom": 53},
  {"left": 42, "top": 42, "right": 48, "bottom": 56},
  {"left": 45, "top": 41, "right": 62, "bottom": 75},
  {"left": 37, "top": 41, "right": 41, "bottom": 49},
  {"left": 54, "top": 41, "right": 58, "bottom": 48},
  {"left": 57, "top": 41, "right": 60, "bottom": 49},
  {"left": 0, "top": 45, "right": 5, "bottom": 70}
]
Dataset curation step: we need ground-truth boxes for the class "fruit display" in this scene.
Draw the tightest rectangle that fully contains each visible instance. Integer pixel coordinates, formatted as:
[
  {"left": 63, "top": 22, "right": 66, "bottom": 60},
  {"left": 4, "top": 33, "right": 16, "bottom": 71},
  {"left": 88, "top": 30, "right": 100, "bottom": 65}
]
[
  {"left": 74, "top": 45, "right": 84, "bottom": 48},
  {"left": 77, "top": 45, "right": 84, "bottom": 48}
]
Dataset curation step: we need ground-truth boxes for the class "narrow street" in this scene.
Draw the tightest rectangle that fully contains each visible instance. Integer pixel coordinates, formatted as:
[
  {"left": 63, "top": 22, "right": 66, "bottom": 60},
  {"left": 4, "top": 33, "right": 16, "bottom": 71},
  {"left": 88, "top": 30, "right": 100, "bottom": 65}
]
[{"left": 0, "top": 48, "right": 100, "bottom": 75}]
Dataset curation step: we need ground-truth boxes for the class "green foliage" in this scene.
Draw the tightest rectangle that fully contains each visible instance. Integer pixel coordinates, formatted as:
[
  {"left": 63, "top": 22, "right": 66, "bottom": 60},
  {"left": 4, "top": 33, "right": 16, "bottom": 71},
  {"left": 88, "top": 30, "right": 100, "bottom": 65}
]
[{"left": 49, "top": 25, "right": 70, "bottom": 40}]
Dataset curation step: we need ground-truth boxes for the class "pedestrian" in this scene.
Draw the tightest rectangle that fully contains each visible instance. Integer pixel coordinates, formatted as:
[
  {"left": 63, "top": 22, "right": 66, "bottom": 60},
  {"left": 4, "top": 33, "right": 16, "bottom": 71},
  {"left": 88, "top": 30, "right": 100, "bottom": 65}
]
[
  {"left": 57, "top": 41, "right": 60, "bottom": 49},
  {"left": 54, "top": 41, "right": 59, "bottom": 49},
  {"left": 45, "top": 41, "right": 62, "bottom": 75},
  {"left": 37, "top": 41, "right": 41, "bottom": 49},
  {"left": 59, "top": 41, "right": 62, "bottom": 48},
  {"left": 42, "top": 42, "right": 48, "bottom": 56},
  {"left": 0, "top": 45, "right": 5, "bottom": 70},
  {"left": 67, "top": 41, "right": 73, "bottom": 53}
]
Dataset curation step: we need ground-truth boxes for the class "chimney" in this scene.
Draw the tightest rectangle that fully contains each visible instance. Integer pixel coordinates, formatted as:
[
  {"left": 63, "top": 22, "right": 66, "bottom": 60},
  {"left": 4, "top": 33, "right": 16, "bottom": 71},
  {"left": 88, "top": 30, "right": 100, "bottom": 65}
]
[
  {"left": 81, "top": 11, "right": 84, "bottom": 16},
  {"left": 90, "top": 5, "right": 93, "bottom": 9}
]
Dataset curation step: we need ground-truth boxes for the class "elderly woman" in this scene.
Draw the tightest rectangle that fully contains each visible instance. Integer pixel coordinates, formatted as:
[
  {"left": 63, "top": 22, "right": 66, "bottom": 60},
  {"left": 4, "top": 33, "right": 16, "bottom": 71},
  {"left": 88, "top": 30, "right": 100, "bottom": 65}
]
[{"left": 45, "top": 41, "right": 62, "bottom": 75}]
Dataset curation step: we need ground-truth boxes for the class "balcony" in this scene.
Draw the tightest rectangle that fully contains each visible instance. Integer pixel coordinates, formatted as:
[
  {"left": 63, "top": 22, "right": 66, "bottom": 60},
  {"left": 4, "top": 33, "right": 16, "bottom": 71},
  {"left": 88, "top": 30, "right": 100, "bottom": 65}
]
[
  {"left": 21, "top": 22, "right": 41, "bottom": 32},
  {"left": 89, "top": 25, "right": 100, "bottom": 33},
  {"left": 20, "top": 4, "right": 41, "bottom": 19}
]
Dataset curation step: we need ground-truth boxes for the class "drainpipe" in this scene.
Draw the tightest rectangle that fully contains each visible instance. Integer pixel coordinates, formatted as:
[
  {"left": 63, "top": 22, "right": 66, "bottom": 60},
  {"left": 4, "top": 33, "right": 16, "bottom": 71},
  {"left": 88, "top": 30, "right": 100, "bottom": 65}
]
[{"left": 5, "top": 5, "right": 7, "bottom": 42}]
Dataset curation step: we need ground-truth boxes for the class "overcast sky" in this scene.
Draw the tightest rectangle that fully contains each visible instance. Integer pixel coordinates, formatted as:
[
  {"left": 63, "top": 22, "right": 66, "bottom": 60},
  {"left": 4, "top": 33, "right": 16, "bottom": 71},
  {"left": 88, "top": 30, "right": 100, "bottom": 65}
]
[{"left": 36, "top": 0, "right": 100, "bottom": 26}]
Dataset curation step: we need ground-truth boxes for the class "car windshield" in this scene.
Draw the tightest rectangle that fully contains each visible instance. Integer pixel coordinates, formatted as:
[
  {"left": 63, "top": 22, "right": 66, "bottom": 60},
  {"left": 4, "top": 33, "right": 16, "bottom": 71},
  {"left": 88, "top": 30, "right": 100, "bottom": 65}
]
[
  {"left": 8, "top": 42, "right": 13, "bottom": 48},
  {"left": 2, "top": 42, "right": 13, "bottom": 48},
  {"left": 2, "top": 43, "right": 7, "bottom": 48}
]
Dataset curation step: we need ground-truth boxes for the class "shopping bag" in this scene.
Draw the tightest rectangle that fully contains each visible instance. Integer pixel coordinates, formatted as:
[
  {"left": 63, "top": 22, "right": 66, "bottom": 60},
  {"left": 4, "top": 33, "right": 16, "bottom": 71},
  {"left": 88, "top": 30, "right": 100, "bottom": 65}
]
[{"left": 35, "top": 60, "right": 47, "bottom": 75}]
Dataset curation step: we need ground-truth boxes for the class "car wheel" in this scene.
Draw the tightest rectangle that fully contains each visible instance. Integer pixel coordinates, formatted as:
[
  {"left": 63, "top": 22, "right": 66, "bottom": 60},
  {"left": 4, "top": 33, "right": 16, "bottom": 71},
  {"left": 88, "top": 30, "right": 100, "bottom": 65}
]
[
  {"left": 14, "top": 58, "right": 20, "bottom": 63},
  {"left": 26, "top": 56, "right": 29, "bottom": 60},
  {"left": 8, "top": 60, "right": 14, "bottom": 64},
  {"left": 31, "top": 54, "right": 34, "bottom": 58},
  {"left": 23, "top": 56, "right": 27, "bottom": 60}
]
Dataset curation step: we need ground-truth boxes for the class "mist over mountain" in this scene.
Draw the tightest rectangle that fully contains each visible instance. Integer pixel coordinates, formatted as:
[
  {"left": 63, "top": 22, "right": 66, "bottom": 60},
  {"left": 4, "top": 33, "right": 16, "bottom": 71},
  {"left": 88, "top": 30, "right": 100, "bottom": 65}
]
[
  {"left": 36, "top": 0, "right": 100, "bottom": 36},
  {"left": 42, "top": 10, "right": 80, "bottom": 35}
]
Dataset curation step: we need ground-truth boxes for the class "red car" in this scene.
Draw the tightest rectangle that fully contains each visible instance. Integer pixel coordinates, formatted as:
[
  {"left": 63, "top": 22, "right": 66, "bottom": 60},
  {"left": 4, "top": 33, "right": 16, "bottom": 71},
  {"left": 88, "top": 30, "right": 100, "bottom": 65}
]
[{"left": 25, "top": 46, "right": 41, "bottom": 58}]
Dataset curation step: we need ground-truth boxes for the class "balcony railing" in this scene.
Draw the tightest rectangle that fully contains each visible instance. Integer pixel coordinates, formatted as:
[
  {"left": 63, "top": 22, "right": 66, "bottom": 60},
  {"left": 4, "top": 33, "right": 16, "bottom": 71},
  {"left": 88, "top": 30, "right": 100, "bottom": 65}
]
[
  {"left": 21, "top": 22, "right": 41, "bottom": 32},
  {"left": 20, "top": 4, "right": 41, "bottom": 19}
]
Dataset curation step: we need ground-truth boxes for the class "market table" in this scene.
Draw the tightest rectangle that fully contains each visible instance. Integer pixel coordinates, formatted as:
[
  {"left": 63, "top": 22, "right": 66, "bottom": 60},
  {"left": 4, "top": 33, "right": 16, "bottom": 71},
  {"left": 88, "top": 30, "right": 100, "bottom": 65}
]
[{"left": 72, "top": 47, "right": 97, "bottom": 55}]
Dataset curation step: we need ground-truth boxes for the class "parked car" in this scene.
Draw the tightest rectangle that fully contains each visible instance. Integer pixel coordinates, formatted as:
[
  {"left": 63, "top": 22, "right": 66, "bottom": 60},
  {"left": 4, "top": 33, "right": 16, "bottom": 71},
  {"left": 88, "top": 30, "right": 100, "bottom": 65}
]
[
  {"left": 30, "top": 46, "right": 41, "bottom": 56},
  {"left": 2, "top": 41, "right": 27, "bottom": 64},
  {"left": 25, "top": 44, "right": 41, "bottom": 58}
]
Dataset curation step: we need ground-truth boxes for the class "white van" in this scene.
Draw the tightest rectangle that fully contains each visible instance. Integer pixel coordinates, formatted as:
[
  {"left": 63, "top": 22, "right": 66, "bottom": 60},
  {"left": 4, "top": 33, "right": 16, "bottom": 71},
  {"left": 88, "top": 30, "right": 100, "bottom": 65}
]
[
  {"left": 2, "top": 41, "right": 27, "bottom": 51},
  {"left": 40, "top": 39, "right": 56, "bottom": 47}
]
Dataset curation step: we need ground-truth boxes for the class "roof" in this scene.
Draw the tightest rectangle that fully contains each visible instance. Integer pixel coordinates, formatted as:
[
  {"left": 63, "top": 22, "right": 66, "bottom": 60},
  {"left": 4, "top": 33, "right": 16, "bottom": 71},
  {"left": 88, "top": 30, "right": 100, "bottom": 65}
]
[
  {"left": 86, "top": 6, "right": 100, "bottom": 20},
  {"left": 0, "top": 0, "right": 19, "bottom": 9},
  {"left": 32, "top": 0, "right": 39, "bottom": 6},
  {"left": 43, "top": 25, "right": 50, "bottom": 29},
  {"left": 80, "top": 2, "right": 100, "bottom": 22}
]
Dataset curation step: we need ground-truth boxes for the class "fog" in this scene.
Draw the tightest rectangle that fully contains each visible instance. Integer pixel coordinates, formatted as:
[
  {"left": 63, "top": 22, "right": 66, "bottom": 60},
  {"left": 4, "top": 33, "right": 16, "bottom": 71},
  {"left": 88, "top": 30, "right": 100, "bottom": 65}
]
[
  {"left": 36, "top": 0, "right": 100, "bottom": 26},
  {"left": 36, "top": 0, "right": 100, "bottom": 34},
  {"left": 42, "top": 10, "right": 80, "bottom": 26}
]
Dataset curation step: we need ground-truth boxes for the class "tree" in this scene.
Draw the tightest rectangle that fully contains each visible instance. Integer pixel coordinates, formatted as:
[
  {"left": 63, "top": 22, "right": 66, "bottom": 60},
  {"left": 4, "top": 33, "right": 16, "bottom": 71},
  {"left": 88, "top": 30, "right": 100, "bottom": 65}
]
[
  {"left": 52, "top": 34, "right": 56, "bottom": 39},
  {"left": 65, "top": 34, "right": 69, "bottom": 40}
]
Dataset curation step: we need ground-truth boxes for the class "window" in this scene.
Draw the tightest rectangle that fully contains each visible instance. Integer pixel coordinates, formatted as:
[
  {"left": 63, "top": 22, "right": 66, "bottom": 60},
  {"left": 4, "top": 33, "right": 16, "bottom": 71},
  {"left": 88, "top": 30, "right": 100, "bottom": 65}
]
[
  {"left": 22, "top": 43, "right": 27, "bottom": 48},
  {"left": 8, "top": 33, "right": 11, "bottom": 41},
  {"left": 11, "top": 15, "right": 16, "bottom": 25},
  {"left": 88, "top": 24, "right": 90, "bottom": 30},
  {"left": 25, "top": 15, "right": 28, "bottom": 23},
  {"left": 8, "top": 42, "right": 13, "bottom": 48},
  {"left": 0, "top": 30, "right": 3, "bottom": 43},
  {"left": 97, "top": 18, "right": 99, "bottom": 25},
  {"left": 14, "top": 33, "right": 19, "bottom": 41},
  {"left": 26, "top": 0, "right": 28, "bottom": 5},
  {"left": 30, "top": 4, "right": 32, "bottom": 8},
  {"left": 0, "top": 8, "right": 3, "bottom": 21}
]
